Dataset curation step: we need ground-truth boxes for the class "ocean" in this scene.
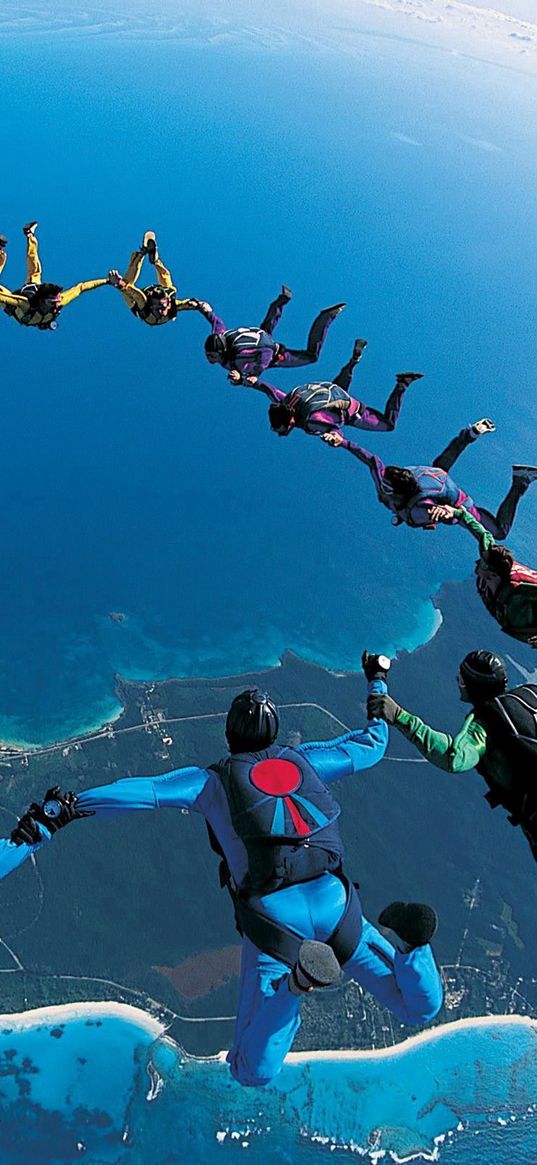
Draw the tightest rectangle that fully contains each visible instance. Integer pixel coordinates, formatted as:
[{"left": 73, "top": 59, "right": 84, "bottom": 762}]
[
  {"left": 1, "top": 1006, "right": 536, "bottom": 1164},
  {"left": 0, "top": 31, "right": 536, "bottom": 743}
]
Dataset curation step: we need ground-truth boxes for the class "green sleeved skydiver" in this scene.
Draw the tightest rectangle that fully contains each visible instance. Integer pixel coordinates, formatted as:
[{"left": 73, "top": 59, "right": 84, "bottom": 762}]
[{"left": 367, "top": 650, "right": 537, "bottom": 864}]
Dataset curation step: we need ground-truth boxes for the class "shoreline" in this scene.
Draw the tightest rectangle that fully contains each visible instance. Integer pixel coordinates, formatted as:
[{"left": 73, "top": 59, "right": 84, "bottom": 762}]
[
  {"left": 215, "top": 1012, "right": 537, "bottom": 1067},
  {"left": 0, "top": 595, "right": 444, "bottom": 753},
  {"left": 0, "top": 1000, "right": 166, "bottom": 1040}
]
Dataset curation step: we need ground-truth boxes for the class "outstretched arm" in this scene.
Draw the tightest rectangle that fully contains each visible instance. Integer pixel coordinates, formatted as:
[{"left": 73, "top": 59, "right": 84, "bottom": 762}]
[
  {"left": 251, "top": 379, "right": 286, "bottom": 404},
  {"left": 298, "top": 680, "right": 388, "bottom": 783},
  {"left": 298, "top": 657, "right": 392, "bottom": 783},
  {"left": 368, "top": 695, "right": 486, "bottom": 773},
  {"left": 195, "top": 303, "right": 226, "bottom": 334},
  {"left": 331, "top": 436, "right": 387, "bottom": 499},
  {"left": 0, "top": 828, "right": 51, "bottom": 880},
  {"left": 76, "top": 766, "right": 211, "bottom": 817}
]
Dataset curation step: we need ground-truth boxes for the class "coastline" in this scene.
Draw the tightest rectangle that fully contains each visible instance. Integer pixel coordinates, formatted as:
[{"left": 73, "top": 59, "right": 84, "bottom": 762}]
[
  {"left": 0, "top": 594, "right": 444, "bottom": 753},
  {"left": 214, "top": 1012, "right": 537, "bottom": 1066},
  {"left": 0, "top": 999, "right": 166, "bottom": 1040}
]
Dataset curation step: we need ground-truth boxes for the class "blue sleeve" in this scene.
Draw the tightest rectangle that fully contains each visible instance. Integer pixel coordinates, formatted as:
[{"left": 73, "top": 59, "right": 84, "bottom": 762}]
[
  {"left": 297, "top": 679, "right": 389, "bottom": 784},
  {"left": 0, "top": 826, "right": 51, "bottom": 879},
  {"left": 76, "top": 767, "right": 211, "bottom": 817}
]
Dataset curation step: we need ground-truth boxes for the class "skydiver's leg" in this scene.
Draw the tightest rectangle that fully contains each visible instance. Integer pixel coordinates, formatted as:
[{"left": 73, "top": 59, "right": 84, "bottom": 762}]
[
  {"left": 332, "top": 339, "right": 368, "bottom": 391},
  {"left": 25, "top": 232, "right": 42, "bottom": 285},
  {"left": 432, "top": 425, "right": 478, "bottom": 472},
  {"left": 122, "top": 249, "right": 145, "bottom": 286},
  {"left": 227, "top": 937, "right": 302, "bottom": 1087},
  {"left": 0, "top": 244, "right": 7, "bottom": 279},
  {"left": 354, "top": 372, "right": 423, "bottom": 433},
  {"left": 343, "top": 917, "right": 443, "bottom": 1025},
  {"left": 155, "top": 256, "right": 174, "bottom": 290},
  {"left": 278, "top": 303, "right": 346, "bottom": 369},
  {"left": 471, "top": 469, "right": 537, "bottom": 541},
  {"left": 59, "top": 279, "right": 108, "bottom": 308},
  {"left": 259, "top": 285, "right": 292, "bottom": 334}
]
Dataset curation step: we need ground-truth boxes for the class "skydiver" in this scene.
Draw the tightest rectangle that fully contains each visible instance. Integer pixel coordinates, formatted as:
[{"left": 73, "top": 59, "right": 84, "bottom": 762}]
[
  {"left": 14, "top": 656, "right": 442, "bottom": 1088},
  {"left": 429, "top": 504, "right": 537, "bottom": 647},
  {"left": 325, "top": 418, "right": 537, "bottom": 535},
  {"left": 0, "top": 224, "right": 108, "bottom": 330},
  {"left": 199, "top": 287, "right": 345, "bottom": 382},
  {"left": 368, "top": 652, "right": 537, "bottom": 864},
  {"left": 253, "top": 339, "right": 422, "bottom": 437},
  {"left": 108, "top": 231, "right": 200, "bottom": 327}
]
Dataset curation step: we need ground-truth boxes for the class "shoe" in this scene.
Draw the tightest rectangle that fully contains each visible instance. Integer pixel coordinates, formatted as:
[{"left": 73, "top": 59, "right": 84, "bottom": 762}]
[
  {"left": 352, "top": 338, "right": 368, "bottom": 362},
  {"left": 471, "top": 417, "right": 496, "bottom": 436},
  {"left": 396, "top": 372, "right": 423, "bottom": 388},
  {"left": 378, "top": 901, "right": 438, "bottom": 952},
  {"left": 0, "top": 235, "right": 7, "bottom": 249},
  {"left": 142, "top": 230, "right": 158, "bottom": 264},
  {"left": 23, "top": 221, "right": 38, "bottom": 236},
  {"left": 289, "top": 940, "right": 341, "bottom": 996},
  {"left": 280, "top": 284, "right": 292, "bottom": 301},
  {"left": 325, "top": 302, "right": 346, "bottom": 315},
  {"left": 513, "top": 465, "right": 537, "bottom": 486}
]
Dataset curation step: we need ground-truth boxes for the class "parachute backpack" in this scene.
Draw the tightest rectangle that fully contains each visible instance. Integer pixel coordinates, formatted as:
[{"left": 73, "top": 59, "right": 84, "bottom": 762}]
[
  {"left": 210, "top": 745, "right": 344, "bottom": 896},
  {"left": 4, "top": 282, "right": 63, "bottom": 330},
  {"left": 477, "top": 684, "right": 537, "bottom": 822},
  {"left": 287, "top": 381, "right": 351, "bottom": 427},
  {"left": 225, "top": 326, "right": 268, "bottom": 359},
  {"left": 391, "top": 465, "right": 461, "bottom": 528},
  {"left": 134, "top": 285, "right": 178, "bottom": 324},
  {"left": 208, "top": 745, "right": 361, "bottom": 969}
]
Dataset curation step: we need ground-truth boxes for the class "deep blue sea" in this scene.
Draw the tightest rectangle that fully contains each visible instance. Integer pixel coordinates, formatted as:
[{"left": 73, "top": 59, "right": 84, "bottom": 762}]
[
  {"left": 0, "top": 30, "right": 536, "bottom": 744},
  {"left": 1, "top": 1008, "right": 536, "bottom": 1165}
]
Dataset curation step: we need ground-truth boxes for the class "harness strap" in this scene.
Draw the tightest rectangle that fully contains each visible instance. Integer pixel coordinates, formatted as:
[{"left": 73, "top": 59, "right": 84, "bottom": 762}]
[{"left": 234, "top": 874, "right": 362, "bottom": 969}]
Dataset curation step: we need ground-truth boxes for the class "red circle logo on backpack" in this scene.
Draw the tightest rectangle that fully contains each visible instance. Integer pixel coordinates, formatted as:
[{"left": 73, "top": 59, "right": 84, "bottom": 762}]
[{"left": 250, "top": 758, "right": 302, "bottom": 796}]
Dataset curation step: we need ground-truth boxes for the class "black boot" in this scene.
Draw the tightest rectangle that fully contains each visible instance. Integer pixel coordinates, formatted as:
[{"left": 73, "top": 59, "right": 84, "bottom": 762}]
[
  {"left": 378, "top": 901, "right": 438, "bottom": 952},
  {"left": 289, "top": 940, "right": 341, "bottom": 995},
  {"left": 396, "top": 372, "right": 423, "bottom": 389}
]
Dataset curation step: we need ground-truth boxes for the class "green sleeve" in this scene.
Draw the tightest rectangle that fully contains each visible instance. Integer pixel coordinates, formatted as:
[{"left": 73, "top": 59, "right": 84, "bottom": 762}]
[
  {"left": 455, "top": 507, "right": 495, "bottom": 555},
  {"left": 394, "top": 708, "right": 487, "bottom": 773}
]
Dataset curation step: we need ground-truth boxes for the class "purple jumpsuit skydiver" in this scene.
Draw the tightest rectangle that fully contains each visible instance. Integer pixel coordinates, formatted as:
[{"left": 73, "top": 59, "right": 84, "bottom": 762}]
[
  {"left": 337, "top": 423, "right": 536, "bottom": 536},
  {"left": 72, "top": 675, "right": 443, "bottom": 1089},
  {"left": 256, "top": 345, "right": 421, "bottom": 437},
  {"left": 200, "top": 289, "right": 345, "bottom": 383}
]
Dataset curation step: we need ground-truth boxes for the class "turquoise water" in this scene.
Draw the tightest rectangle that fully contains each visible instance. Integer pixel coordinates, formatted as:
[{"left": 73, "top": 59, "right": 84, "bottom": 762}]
[
  {"left": 0, "top": 34, "right": 536, "bottom": 743},
  {"left": 1, "top": 1009, "right": 536, "bottom": 1163}
]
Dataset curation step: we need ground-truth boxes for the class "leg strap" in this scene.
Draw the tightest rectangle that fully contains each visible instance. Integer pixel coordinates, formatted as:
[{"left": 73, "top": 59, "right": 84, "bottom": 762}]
[{"left": 235, "top": 875, "right": 362, "bottom": 969}]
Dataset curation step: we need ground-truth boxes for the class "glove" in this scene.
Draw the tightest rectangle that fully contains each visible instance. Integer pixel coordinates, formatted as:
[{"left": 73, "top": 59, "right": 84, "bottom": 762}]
[
  {"left": 10, "top": 811, "right": 44, "bottom": 847},
  {"left": 29, "top": 786, "right": 94, "bottom": 838},
  {"left": 362, "top": 651, "right": 391, "bottom": 682},
  {"left": 367, "top": 693, "right": 400, "bottom": 725}
]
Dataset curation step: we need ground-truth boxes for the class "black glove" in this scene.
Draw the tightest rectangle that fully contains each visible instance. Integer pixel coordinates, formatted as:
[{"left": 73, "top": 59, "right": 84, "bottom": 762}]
[
  {"left": 10, "top": 811, "right": 44, "bottom": 847},
  {"left": 30, "top": 785, "right": 94, "bottom": 838},
  {"left": 367, "top": 693, "right": 400, "bottom": 725},
  {"left": 362, "top": 651, "right": 391, "bottom": 682}
]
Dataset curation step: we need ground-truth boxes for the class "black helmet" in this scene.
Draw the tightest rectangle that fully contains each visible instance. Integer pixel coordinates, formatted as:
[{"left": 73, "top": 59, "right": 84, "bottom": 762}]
[
  {"left": 459, "top": 651, "right": 508, "bottom": 704},
  {"left": 204, "top": 333, "right": 227, "bottom": 363},
  {"left": 226, "top": 689, "right": 279, "bottom": 753}
]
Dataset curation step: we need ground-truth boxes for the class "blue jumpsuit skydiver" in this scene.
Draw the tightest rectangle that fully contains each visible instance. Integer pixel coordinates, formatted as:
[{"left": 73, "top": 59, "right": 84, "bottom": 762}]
[{"left": 69, "top": 673, "right": 443, "bottom": 1088}]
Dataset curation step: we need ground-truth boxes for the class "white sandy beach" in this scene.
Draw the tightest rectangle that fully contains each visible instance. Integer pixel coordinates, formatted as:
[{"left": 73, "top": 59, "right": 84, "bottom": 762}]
[
  {"left": 0, "top": 999, "right": 165, "bottom": 1039},
  {"left": 215, "top": 1012, "right": 537, "bottom": 1066}
]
